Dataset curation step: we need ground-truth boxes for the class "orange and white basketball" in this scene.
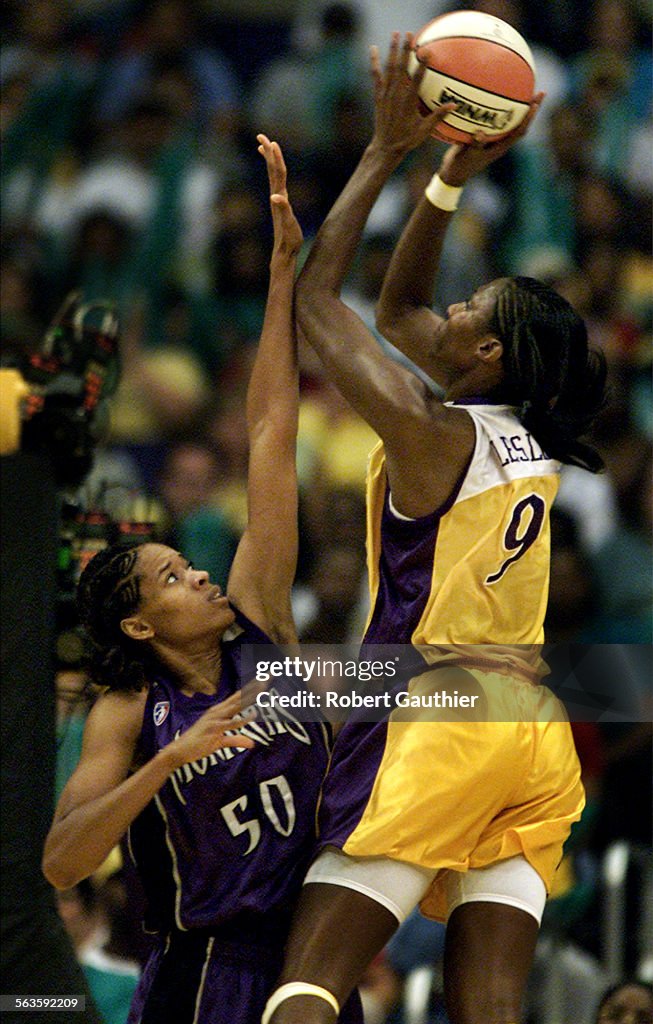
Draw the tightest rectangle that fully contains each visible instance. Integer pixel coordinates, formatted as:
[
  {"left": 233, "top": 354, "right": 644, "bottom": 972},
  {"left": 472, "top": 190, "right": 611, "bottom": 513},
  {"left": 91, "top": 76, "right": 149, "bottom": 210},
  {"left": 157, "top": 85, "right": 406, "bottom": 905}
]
[{"left": 409, "top": 11, "right": 536, "bottom": 144}]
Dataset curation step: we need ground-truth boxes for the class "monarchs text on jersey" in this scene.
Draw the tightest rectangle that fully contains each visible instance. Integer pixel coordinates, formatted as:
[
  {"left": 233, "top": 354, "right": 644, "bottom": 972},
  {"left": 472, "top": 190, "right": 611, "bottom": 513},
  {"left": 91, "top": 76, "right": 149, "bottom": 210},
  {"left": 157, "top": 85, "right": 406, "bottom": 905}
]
[{"left": 363, "top": 402, "right": 560, "bottom": 646}]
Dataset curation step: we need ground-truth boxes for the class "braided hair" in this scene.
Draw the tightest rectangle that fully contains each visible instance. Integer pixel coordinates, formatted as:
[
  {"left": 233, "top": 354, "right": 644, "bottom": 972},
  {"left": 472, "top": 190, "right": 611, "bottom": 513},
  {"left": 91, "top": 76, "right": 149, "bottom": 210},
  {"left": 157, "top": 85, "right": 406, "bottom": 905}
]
[
  {"left": 77, "top": 539, "right": 158, "bottom": 692},
  {"left": 490, "top": 277, "right": 607, "bottom": 472}
]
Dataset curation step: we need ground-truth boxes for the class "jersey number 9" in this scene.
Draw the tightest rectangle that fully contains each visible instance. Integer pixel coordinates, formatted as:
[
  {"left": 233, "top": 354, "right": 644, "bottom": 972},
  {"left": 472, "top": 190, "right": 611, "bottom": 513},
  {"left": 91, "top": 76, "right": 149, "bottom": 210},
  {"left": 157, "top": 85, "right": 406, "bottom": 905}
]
[{"left": 485, "top": 493, "right": 546, "bottom": 586}]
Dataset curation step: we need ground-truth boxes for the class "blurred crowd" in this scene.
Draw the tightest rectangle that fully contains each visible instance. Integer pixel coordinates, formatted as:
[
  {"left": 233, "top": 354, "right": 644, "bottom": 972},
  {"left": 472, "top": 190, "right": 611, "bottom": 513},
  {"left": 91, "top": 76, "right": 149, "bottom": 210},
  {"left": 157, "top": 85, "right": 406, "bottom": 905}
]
[{"left": 2, "top": 0, "right": 651, "bottom": 1022}]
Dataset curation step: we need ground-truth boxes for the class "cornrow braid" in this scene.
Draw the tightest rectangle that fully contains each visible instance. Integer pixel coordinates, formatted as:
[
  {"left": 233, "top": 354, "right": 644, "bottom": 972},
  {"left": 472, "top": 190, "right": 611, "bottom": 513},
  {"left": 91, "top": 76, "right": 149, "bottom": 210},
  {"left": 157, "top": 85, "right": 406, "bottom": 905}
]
[
  {"left": 491, "top": 277, "right": 607, "bottom": 473},
  {"left": 77, "top": 539, "right": 156, "bottom": 692}
]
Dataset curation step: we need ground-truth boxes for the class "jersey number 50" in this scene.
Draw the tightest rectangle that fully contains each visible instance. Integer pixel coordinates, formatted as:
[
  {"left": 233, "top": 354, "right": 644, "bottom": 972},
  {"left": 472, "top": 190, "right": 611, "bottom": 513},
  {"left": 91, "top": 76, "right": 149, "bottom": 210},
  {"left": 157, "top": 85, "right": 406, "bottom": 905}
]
[
  {"left": 485, "top": 494, "right": 546, "bottom": 585},
  {"left": 220, "top": 775, "right": 296, "bottom": 855}
]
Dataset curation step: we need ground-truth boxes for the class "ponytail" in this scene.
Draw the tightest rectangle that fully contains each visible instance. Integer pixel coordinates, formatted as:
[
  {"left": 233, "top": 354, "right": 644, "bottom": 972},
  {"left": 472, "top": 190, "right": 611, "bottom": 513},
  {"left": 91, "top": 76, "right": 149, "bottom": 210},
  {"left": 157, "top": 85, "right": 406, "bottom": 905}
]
[
  {"left": 87, "top": 639, "right": 152, "bottom": 692},
  {"left": 492, "top": 278, "right": 607, "bottom": 472},
  {"left": 77, "top": 539, "right": 155, "bottom": 692}
]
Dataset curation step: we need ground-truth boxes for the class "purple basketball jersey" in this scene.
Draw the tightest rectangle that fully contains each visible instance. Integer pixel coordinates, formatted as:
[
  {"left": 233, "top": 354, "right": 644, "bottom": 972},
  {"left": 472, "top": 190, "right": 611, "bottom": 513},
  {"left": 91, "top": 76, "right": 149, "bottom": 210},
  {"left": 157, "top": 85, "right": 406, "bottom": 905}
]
[{"left": 129, "top": 608, "right": 330, "bottom": 933}]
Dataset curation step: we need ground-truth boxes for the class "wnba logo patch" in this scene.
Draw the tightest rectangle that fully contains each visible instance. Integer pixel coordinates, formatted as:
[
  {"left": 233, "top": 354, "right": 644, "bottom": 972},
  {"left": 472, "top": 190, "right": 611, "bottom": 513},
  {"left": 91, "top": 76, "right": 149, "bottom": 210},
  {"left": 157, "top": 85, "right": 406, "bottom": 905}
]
[{"left": 153, "top": 701, "right": 170, "bottom": 726}]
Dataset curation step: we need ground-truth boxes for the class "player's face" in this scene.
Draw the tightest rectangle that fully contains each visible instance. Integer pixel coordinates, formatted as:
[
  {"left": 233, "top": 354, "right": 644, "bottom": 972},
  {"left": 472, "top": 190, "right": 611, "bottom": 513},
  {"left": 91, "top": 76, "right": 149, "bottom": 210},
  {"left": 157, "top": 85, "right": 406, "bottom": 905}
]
[
  {"left": 121, "top": 543, "right": 236, "bottom": 649},
  {"left": 431, "top": 279, "right": 506, "bottom": 384},
  {"left": 597, "top": 985, "right": 653, "bottom": 1024}
]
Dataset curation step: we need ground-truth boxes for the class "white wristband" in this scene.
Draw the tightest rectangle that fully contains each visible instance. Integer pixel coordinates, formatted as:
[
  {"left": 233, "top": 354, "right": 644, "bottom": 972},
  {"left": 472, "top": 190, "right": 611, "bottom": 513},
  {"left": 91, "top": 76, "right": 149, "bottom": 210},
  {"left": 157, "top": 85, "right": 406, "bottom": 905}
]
[{"left": 425, "top": 174, "right": 463, "bottom": 211}]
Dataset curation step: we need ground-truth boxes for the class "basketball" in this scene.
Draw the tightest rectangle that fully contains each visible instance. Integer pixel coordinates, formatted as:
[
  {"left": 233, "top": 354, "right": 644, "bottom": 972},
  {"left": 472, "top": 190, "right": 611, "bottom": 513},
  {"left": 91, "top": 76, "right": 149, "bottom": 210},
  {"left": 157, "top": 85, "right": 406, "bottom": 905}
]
[{"left": 408, "top": 11, "right": 536, "bottom": 144}]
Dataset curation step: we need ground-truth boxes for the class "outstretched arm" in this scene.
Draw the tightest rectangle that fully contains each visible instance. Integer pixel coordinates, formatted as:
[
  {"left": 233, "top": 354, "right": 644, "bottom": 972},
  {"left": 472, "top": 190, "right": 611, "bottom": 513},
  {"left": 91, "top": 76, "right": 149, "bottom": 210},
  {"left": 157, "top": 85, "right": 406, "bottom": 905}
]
[
  {"left": 227, "top": 137, "right": 302, "bottom": 642},
  {"left": 376, "top": 95, "right": 544, "bottom": 379},
  {"left": 295, "top": 35, "right": 456, "bottom": 444}
]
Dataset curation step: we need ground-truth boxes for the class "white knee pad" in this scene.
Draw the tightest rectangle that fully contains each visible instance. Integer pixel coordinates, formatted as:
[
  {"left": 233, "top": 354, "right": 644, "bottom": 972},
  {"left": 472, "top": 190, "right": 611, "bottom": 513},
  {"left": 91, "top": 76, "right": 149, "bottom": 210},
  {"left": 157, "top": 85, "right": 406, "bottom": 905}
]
[{"left": 444, "top": 855, "right": 547, "bottom": 924}]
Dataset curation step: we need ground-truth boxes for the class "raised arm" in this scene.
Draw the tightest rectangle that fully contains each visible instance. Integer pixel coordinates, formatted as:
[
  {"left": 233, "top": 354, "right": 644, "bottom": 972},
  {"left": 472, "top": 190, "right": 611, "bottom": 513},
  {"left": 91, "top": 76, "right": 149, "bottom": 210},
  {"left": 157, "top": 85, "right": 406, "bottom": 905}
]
[
  {"left": 294, "top": 35, "right": 455, "bottom": 444},
  {"left": 226, "top": 137, "right": 302, "bottom": 642},
  {"left": 377, "top": 95, "right": 544, "bottom": 379}
]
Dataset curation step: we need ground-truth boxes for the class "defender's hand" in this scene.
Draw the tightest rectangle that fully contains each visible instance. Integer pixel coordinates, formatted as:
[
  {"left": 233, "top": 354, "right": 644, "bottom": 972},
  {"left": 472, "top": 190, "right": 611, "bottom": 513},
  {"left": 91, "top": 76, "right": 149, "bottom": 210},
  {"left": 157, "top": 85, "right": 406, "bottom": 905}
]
[
  {"left": 257, "top": 133, "right": 303, "bottom": 258},
  {"left": 164, "top": 689, "right": 257, "bottom": 770}
]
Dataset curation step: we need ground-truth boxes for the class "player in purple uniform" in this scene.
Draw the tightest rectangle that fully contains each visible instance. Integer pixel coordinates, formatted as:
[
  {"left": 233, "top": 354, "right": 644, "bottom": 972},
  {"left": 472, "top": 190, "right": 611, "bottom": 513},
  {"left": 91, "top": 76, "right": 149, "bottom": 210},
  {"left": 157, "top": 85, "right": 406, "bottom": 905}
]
[{"left": 42, "top": 137, "right": 362, "bottom": 1024}]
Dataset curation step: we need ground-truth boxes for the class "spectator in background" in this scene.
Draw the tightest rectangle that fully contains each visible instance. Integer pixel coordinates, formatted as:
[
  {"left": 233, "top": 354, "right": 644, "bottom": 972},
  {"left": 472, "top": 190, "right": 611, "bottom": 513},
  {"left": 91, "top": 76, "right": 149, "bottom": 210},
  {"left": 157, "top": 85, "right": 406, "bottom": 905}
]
[
  {"left": 553, "top": 397, "right": 651, "bottom": 646},
  {"left": 249, "top": 24, "right": 318, "bottom": 158},
  {"left": 94, "top": 0, "right": 239, "bottom": 136},
  {"left": 297, "top": 379, "right": 379, "bottom": 498},
  {"left": 315, "top": 88, "right": 372, "bottom": 212},
  {"left": 60, "top": 210, "right": 136, "bottom": 316},
  {"left": 55, "top": 665, "right": 96, "bottom": 804},
  {"left": 594, "top": 980, "right": 653, "bottom": 1023},
  {"left": 545, "top": 509, "right": 601, "bottom": 643},
  {"left": 591, "top": 429, "right": 652, "bottom": 642},
  {"left": 1, "top": 0, "right": 96, "bottom": 233},
  {"left": 47, "top": 96, "right": 208, "bottom": 308},
  {"left": 574, "top": 175, "right": 634, "bottom": 267},
  {"left": 293, "top": 484, "right": 368, "bottom": 638},
  {"left": 569, "top": 0, "right": 653, "bottom": 185},
  {"left": 107, "top": 294, "right": 210, "bottom": 490},
  {"left": 298, "top": 543, "right": 367, "bottom": 644},
  {"left": 250, "top": 4, "right": 375, "bottom": 242},
  {"left": 530, "top": 716, "right": 608, "bottom": 1020},
  {"left": 555, "top": 457, "right": 620, "bottom": 557},
  {"left": 57, "top": 877, "right": 140, "bottom": 1024},
  {"left": 205, "top": 385, "right": 253, "bottom": 538},
  {"left": 308, "top": 3, "right": 370, "bottom": 150},
  {"left": 341, "top": 233, "right": 394, "bottom": 330},
  {"left": 143, "top": 59, "right": 230, "bottom": 293},
  {"left": 251, "top": 2, "right": 371, "bottom": 165},
  {"left": 0, "top": 254, "right": 48, "bottom": 361},
  {"left": 140, "top": 283, "right": 230, "bottom": 382},
  {"left": 2, "top": 0, "right": 79, "bottom": 83},
  {"left": 211, "top": 182, "right": 271, "bottom": 343},
  {"left": 156, "top": 439, "right": 238, "bottom": 592},
  {"left": 496, "top": 102, "right": 590, "bottom": 278},
  {"left": 622, "top": 107, "right": 653, "bottom": 202},
  {"left": 57, "top": 0, "right": 135, "bottom": 57},
  {"left": 563, "top": 173, "right": 651, "bottom": 391},
  {"left": 593, "top": 715, "right": 653, "bottom": 865}
]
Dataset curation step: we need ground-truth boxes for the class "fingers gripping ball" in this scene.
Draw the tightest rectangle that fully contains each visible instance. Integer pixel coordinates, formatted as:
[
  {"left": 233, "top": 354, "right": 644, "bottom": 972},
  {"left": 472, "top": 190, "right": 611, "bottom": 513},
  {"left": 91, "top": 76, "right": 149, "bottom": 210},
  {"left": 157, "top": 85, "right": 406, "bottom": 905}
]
[{"left": 409, "top": 11, "right": 536, "bottom": 143}]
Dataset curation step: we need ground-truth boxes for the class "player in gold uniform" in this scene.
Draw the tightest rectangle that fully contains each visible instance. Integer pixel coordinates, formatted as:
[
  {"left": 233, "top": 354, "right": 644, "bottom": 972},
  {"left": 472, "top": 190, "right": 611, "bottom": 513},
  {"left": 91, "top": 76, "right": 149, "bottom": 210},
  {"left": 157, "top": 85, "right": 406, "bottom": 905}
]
[
  {"left": 364, "top": 403, "right": 559, "bottom": 647},
  {"left": 263, "top": 35, "right": 607, "bottom": 1024}
]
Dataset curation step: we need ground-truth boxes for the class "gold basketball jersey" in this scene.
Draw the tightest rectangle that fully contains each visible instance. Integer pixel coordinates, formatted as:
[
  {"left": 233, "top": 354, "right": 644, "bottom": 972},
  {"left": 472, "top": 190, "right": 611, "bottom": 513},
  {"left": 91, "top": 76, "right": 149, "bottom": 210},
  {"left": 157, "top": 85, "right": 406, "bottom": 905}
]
[{"left": 363, "top": 402, "right": 560, "bottom": 646}]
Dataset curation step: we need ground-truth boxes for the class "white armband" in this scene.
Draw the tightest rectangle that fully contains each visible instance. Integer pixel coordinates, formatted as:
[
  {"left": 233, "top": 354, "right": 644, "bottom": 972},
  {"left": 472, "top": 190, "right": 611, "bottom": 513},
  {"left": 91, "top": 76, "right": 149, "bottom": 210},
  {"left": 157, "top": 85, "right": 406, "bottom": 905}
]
[{"left": 425, "top": 174, "right": 463, "bottom": 212}]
